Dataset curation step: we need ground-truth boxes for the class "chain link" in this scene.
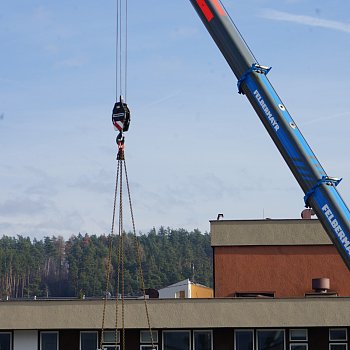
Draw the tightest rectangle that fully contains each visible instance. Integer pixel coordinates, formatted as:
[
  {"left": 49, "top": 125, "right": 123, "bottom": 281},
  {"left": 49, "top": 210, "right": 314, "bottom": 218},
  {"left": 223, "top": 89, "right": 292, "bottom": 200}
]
[
  {"left": 124, "top": 159, "right": 155, "bottom": 348},
  {"left": 100, "top": 161, "right": 120, "bottom": 350},
  {"left": 101, "top": 155, "right": 154, "bottom": 350}
]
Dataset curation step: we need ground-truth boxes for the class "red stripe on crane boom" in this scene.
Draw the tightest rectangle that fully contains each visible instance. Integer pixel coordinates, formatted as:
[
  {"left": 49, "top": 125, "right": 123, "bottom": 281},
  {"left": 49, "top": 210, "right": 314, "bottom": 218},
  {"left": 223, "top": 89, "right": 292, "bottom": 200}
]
[
  {"left": 196, "top": 0, "right": 214, "bottom": 22},
  {"left": 212, "top": 0, "right": 226, "bottom": 16}
]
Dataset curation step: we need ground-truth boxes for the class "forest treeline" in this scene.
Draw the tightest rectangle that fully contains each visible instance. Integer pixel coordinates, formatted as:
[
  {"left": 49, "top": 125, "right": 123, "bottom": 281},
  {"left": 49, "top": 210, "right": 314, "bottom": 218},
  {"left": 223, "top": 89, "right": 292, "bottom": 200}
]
[{"left": 0, "top": 228, "right": 212, "bottom": 299}]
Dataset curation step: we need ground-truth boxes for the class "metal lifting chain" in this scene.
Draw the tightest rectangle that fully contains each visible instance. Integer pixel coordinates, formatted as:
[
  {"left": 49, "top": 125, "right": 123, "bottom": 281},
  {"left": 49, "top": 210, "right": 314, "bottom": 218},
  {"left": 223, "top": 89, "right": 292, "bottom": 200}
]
[
  {"left": 100, "top": 156, "right": 155, "bottom": 350},
  {"left": 100, "top": 161, "right": 120, "bottom": 350},
  {"left": 118, "top": 160, "right": 126, "bottom": 350},
  {"left": 124, "top": 159, "right": 156, "bottom": 349}
]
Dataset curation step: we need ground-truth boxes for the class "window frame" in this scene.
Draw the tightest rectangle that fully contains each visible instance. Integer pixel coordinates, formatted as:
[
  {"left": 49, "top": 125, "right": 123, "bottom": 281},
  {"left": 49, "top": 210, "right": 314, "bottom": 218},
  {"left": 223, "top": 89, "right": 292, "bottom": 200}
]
[
  {"left": 290, "top": 344, "right": 308, "bottom": 350},
  {"left": 80, "top": 331, "right": 98, "bottom": 350},
  {"left": 256, "top": 329, "right": 286, "bottom": 350},
  {"left": 140, "top": 345, "right": 158, "bottom": 350},
  {"left": 289, "top": 329, "right": 308, "bottom": 342},
  {"left": 162, "top": 330, "right": 191, "bottom": 350},
  {"left": 329, "top": 344, "right": 348, "bottom": 350},
  {"left": 329, "top": 329, "right": 348, "bottom": 342},
  {"left": 193, "top": 330, "right": 213, "bottom": 350},
  {"left": 234, "top": 329, "right": 254, "bottom": 350},
  {"left": 40, "top": 331, "right": 59, "bottom": 350},
  {"left": 102, "top": 330, "right": 120, "bottom": 344},
  {"left": 102, "top": 346, "right": 120, "bottom": 350},
  {"left": 140, "top": 330, "right": 158, "bottom": 344},
  {"left": 0, "top": 332, "right": 12, "bottom": 350}
]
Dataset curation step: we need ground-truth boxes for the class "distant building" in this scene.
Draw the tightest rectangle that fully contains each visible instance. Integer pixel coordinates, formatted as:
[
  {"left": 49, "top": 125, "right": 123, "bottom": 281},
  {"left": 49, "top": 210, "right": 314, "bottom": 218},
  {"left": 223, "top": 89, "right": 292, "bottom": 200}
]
[
  {"left": 0, "top": 219, "right": 349, "bottom": 350},
  {"left": 158, "top": 278, "right": 214, "bottom": 299},
  {"left": 212, "top": 219, "right": 350, "bottom": 298}
]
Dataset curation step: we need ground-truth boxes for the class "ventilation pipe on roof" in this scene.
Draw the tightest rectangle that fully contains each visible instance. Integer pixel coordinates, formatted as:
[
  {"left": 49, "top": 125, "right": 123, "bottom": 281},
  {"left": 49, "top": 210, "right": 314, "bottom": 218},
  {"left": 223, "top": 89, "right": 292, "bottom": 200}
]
[
  {"left": 312, "top": 278, "right": 330, "bottom": 293},
  {"left": 217, "top": 213, "right": 224, "bottom": 220},
  {"left": 301, "top": 208, "right": 315, "bottom": 219}
]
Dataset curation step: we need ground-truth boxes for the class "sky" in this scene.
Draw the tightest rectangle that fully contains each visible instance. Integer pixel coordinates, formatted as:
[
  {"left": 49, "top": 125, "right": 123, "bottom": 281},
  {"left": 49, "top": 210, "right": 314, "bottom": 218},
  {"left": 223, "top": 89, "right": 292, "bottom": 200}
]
[{"left": 1, "top": 0, "right": 350, "bottom": 239}]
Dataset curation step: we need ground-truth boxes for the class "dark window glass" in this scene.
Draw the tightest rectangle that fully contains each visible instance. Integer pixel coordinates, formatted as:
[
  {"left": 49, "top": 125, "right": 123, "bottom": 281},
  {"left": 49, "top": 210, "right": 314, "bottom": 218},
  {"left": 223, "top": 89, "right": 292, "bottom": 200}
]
[
  {"left": 290, "top": 329, "right": 307, "bottom": 341},
  {"left": 140, "top": 346, "right": 158, "bottom": 350},
  {"left": 257, "top": 330, "right": 284, "bottom": 350},
  {"left": 81, "top": 332, "right": 98, "bottom": 350},
  {"left": 103, "top": 331, "right": 119, "bottom": 344},
  {"left": 330, "top": 329, "right": 347, "bottom": 341},
  {"left": 0, "top": 333, "right": 11, "bottom": 350},
  {"left": 163, "top": 331, "right": 190, "bottom": 350},
  {"left": 194, "top": 331, "right": 211, "bottom": 350},
  {"left": 102, "top": 346, "right": 118, "bottom": 350},
  {"left": 140, "top": 330, "right": 158, "bottom": 343},
  {"left": 330, "top": 345, "right": 347, "bottom": 350},
  {"left": 235, "top": 330, "right": 254, "bottom": 350},
  {"left": 290, "top": 345, "right": 308, "bottom": 350},
  {"left": 41, "top": 332, "right": 58, "bottom": 350}
]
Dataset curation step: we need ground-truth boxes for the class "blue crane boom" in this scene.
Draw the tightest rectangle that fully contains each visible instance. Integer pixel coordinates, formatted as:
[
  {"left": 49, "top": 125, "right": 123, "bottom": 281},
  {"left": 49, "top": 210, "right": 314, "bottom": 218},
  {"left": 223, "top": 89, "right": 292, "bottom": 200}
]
[{"left": 189, "top": 0, "right": 350, "bottom": 270}]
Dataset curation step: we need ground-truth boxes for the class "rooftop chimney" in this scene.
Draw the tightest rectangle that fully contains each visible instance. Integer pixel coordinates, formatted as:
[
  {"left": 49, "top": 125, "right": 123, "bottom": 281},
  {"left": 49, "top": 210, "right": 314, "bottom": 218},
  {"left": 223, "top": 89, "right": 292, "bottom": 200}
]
[
  {"left": 301, "top": 208, "right": 315, "bottom": 219},
  {"left": 312, "top": 278, "right": 330, "bottom": 293}
]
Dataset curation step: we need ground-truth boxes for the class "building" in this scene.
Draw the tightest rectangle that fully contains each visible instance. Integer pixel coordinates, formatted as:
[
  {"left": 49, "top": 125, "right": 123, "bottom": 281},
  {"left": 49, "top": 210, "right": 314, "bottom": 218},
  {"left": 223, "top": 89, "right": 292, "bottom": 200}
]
[
  {"left": 0, "top": 219, "right": 349, "bottom": 350},
  {"left": 212, "top": 219, "right": 350, "bottom": 298},
  {"left": 158, "top": 279, "right": 214, "bottom": 299}
]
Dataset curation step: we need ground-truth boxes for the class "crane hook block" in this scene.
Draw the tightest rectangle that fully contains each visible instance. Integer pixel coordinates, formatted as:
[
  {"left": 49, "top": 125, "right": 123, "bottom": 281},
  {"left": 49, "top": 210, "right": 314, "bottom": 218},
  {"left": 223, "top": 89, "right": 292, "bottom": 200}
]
[{"left": 112, "top": 96, "right": 130, "bottom": 133}]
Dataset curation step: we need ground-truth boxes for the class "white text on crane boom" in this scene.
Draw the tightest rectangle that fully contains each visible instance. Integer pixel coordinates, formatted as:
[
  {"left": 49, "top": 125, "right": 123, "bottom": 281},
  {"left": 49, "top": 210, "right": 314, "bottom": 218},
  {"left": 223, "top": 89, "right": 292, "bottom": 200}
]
[{"left": 253, "top": 90, "right": 279, "bottom": 132}]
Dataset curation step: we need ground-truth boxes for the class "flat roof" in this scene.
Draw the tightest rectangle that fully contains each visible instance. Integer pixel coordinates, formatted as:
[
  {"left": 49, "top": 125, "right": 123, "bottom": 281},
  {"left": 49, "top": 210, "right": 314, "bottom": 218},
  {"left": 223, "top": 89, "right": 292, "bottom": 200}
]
[
  {"left": 0, "top": 298, "right": 349, "bottom": 329},
  {"left": 210, "top": 219, "right": 332, "bottom": 246}
]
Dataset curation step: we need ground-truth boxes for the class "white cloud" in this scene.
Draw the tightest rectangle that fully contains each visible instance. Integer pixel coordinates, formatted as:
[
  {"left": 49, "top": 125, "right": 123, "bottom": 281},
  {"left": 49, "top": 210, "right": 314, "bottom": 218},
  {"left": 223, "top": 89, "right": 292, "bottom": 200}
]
[{"left": 260, "top": 9, "right": 350, "bottom": 34}]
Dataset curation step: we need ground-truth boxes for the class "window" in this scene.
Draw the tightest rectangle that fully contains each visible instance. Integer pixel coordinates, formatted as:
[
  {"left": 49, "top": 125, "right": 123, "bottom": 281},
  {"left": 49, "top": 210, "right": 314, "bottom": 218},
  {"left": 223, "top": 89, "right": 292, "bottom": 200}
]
[
  {"left": 101, "top": 330, "right": 120, "bottom": 350},
  {"left": 330, "top": 329, "right": 347, "bottom": 341},
  {"left": 40, "top": 332, "right": 58, "bottom": 350},
  {"left": 140, "top": 346, "right": 158, "bottom": 350},
  {"left": 234, "top": 330, "right": 254, "bottom": 350},
  {"left": 80, "top": 331, "right": 98, "bottom": 350},
  {"left": 175, "top": 290, "right": 186, "bottom": 299},
  {"left": 257, "top": 330, "right": 285, "bottom": 350},
  {"left": 329, "top": 345, "right": 347, "bottom": 350},
  {"left": 140, "top": 330, "right": 158, "bottom": 350},
  {"left": 102, "top": 331, "right": 120, "bottom": 343},
  {"left": 140, "top": 330, "right": 158, "bottom": 343},
  {"left": 0, "top": 333, "right": 11, "bottom": 350},
  {"left": 163, "top": 331, "right": 190, "bottom": 350},
  {"left": 102, "top": 346, "right": 120, "bottom": 350},
  {"left": 290, "top": 330, "right": 308, "bottom": 342},
  {"left": 290, "top": 345, "right": 308, "bottom": 350},
  {"left": 194, "top": 330, "right": 212, "bottom": 350}
]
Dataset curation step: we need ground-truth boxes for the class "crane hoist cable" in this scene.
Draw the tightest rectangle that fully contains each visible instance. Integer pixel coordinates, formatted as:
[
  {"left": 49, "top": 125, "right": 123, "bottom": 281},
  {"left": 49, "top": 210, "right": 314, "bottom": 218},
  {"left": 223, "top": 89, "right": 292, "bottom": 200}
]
[
  {"left": 112, "top": 0, "right": 130, "bottom": 161},
  {"left": 100, "top": 0, "right": 155, "bottom": 348}
]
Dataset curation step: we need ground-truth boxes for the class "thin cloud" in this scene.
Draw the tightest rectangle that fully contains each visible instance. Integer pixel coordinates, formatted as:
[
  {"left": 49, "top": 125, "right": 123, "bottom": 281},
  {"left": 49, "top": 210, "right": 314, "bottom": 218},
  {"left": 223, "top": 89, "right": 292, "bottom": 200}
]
[
  {"left": 260, "top": 9, "right": 350, "bottom": 34},
  {"left": 301, "top": 111, "right": 350, "bottom": 126}
]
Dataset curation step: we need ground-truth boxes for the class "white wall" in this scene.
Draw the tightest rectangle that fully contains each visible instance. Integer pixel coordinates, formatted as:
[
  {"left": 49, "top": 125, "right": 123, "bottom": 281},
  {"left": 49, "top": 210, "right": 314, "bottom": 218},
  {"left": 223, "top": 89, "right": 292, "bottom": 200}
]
[
  {"left": 14, "top": 330, "right": 38, "bottom": 350},
  {"left": 158, "top": 279, "right": 190, "bottom": 298}
]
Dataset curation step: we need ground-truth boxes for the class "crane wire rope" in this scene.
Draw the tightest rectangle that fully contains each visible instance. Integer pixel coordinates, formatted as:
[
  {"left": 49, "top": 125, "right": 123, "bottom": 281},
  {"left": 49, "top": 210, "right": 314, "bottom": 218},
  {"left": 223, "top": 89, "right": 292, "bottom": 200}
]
[{"left": 116, "top": 0, "right": 128, "bottom": 101}]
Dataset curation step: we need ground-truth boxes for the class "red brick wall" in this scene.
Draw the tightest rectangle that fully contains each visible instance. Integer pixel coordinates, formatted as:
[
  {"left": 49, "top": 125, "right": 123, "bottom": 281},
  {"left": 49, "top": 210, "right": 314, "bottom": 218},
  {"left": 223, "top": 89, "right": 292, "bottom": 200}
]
[{"left": 214, "top": 245, "right": 350, "bottom": 297}]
